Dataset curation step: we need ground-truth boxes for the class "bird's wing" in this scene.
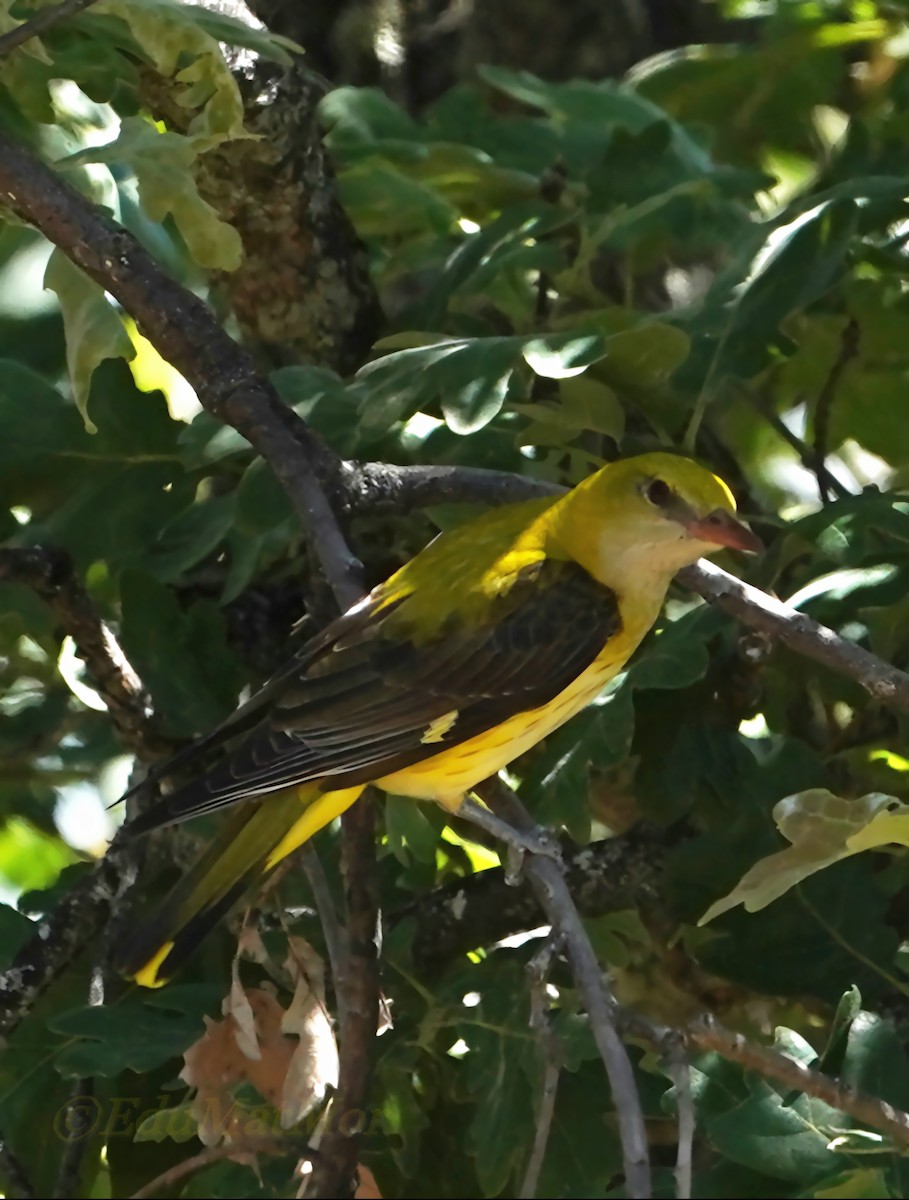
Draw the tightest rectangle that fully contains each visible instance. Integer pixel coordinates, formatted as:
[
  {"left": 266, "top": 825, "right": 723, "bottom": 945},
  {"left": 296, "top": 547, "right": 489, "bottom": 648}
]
[{"left": 129, "top": 557, "right": 620, "bottom": 831}]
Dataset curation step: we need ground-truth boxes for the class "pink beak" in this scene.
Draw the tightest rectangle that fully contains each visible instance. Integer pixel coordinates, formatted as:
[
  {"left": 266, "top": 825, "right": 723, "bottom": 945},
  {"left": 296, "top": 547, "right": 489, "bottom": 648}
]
[{"left": 686, "top": 509, "right": 763, "bottom": 553}]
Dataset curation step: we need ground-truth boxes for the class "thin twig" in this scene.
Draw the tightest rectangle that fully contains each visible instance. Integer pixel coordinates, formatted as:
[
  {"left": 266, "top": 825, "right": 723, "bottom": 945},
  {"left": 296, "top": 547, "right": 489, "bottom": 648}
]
[
  {"left": 300, "top": 845, "right": 349, "bottom": 997},
  {"left": 814, "top": 317, "right": 860, "bottom": 502},
  {"left": 0, "top": 0, "right": 97, "bottom": 59},
  {"left": 129, "top": 1136, "right": 311, "bottom": 1199},
  {"left": 478, "top": 778, "right": 652, "bottom": 1200},
  {"left": 457, "top": 796, "right": 562, "bottom": 859},
  {"left": 307, "top": 794, "right": 379, "bottom": 1198},
  {"left": 519, "top": 937, "right": 562, "bottom": 1200},
  {"left": 0, "top": 1132, "right": 35, "bottom": 1200},
  {"left": 53, "top": 1077, "right": 94, "bottom": 1199},
  {"left": 744, "top": 386, "right": 850, "bottom": 500},
  {"left": 664, "top": 1040, "right": 694, "bottom": 1200},
  {"left": 0, "top": 546, "right": 158, "bottom": 756}
]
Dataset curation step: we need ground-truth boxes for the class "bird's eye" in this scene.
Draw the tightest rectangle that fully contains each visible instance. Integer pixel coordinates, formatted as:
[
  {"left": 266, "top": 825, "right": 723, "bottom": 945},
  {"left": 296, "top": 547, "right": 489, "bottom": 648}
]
[{"left": 645, "top": 479, "right": 671, "bottom": 506}]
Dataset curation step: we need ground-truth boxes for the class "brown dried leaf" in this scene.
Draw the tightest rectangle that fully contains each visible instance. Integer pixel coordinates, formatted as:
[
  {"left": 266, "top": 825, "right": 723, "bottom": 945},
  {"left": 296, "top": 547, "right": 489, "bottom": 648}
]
[
  {"left": 179, "top": 939, "right": 338, "bottom": 1145},
  {"left": 280, "top": 937, "right": 338, "bottom": 1128},
  {"left": 355, "top": 1165, "right": 383, "bottom": 1198},
  {"left": 229, "top": 958, "right": 261, "bottom": 1061}
]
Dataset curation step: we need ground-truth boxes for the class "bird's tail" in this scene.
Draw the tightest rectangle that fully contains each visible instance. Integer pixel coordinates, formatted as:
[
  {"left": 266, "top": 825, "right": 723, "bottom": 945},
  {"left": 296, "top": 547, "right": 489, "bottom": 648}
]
[{"left": 112, "top": 783, "right": 364, "bottom": 988}]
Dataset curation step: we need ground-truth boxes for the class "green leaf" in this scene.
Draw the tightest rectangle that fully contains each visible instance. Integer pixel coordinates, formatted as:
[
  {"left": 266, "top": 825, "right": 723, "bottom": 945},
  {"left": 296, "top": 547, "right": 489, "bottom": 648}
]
[
  {"left": 718, "top": 199, "right": 857, "bottom": 378},
  {"left": 558, "top": 375, "right": 625, "bottom": 440},
  {"left": 707, "top": 1085, "right": 846, "bottom": 1185},
  {"left": 523, "top": 681, "right": 635, "bottom": 841},
  {"left": 182, "top": 4, "right": 302, "bottom": 65},
  {"left": 817, "top": 985, "right": 862, "bottom": 1076},
  {"left": 385, "top": 795, "right": 440, "bottom": 865},
  {"left": 140, "top": 494, "right": 236, "bottom": 582},
  {"left": 523, "top": 332, "right": 606, "bottom": 378},
  {"left": 51, "top": 986, "right": 218, "bottom": 1077},
  {"left": 72, "top": 118, "right": 243, "bottom": 270},
  {"left": 356, "top": 338, "right": 518, "bottom": 436},
  {"left": 811, "top": 1169, "right": 894, "bottom": 1199},
  {"left": 0, "top": 818, "right": 76, "bottom": 892},
  {"left": 462, "top": 967, "right": 534, "bottom": 1195},
  {"left": 92, "top": 0, "right": 250, "bottom": 149},
  {"left": 0, "top": 903, "right": 36, "bottom": 969},
  {"left": 118, "top": 570, "right": 244, "bottom": 733},
  {"left": 699, "top": 789, "right": 907, "bottom": 925},
  {"left": 43, "top": 249, "right": 135, "bottom": 431}
]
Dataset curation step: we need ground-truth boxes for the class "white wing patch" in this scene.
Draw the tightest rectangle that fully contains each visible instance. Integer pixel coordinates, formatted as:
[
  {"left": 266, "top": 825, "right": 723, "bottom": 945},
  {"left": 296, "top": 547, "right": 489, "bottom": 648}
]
[{"left": 420, "top": 709, "right": 459, "bottom": 744}]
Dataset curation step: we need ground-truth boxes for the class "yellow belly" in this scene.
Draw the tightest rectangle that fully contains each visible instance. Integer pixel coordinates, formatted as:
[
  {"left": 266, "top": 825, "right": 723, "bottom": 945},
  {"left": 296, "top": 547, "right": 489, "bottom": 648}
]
[{"left": 376, "top": 635, "right": 631, "bottom": 804}]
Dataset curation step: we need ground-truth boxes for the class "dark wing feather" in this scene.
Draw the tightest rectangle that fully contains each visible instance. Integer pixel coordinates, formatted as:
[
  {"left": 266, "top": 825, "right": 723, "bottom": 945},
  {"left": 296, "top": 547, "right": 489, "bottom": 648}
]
[{"left": 128, "top": 559, "right": 620, "bottom": 833}]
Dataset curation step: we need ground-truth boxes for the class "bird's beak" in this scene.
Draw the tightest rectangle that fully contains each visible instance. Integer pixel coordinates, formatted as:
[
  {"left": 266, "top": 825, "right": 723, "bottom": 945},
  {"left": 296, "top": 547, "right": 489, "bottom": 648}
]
[{"left": 686, "top": 509, "right": 763, "bottom": 553}]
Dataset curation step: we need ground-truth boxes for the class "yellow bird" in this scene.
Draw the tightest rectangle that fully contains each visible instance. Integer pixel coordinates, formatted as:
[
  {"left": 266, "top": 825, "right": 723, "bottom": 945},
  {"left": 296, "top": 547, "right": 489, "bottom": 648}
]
[{"left": 113, "top": 452, "right": 759, "bottom": 987}]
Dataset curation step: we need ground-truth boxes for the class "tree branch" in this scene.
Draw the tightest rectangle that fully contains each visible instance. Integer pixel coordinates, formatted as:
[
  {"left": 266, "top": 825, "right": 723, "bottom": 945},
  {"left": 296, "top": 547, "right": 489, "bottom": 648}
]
[
  {"left": 0, "top": 129, "right": 361, "bottom": 607},
  {"left": 664, "top": 1038, "right": 694, "bottom": 1200},
  {"left": 478, "top": 778, "right": 652, "bottom": 1200},
  {"left": 53, "top": 1077, "right": 93, "bottom": 1200},
  {"left": 618, "top": 1004, "right": 909, "bottom": 1151},
  {"left": 129, "top": 1135, "right": 312, "bottom": 1200},
  {"left": 307, "top": 793, "right": 379, "bottom": 1199},
  {"left": 745, "top": 383, "right": 850, "bottom": 500},
  {"left": 342, "top": 461, "right": 563, "bottom": 513},
  {"left": 813, "top": 317, "right": 859, "bottom": 503},
  {"left": 0, "top": 834, "right": 132, "bottom": 1039},
  {"left": 0, "top": 125, "right": 379, "bottom": 1200},
  {"left": 685, "top": 1014, "right": 909, "bottom": 1149},
  {"left": 0, "top": 0, "right": 97, "bottom": 60},
  {"left": 679, "top": 560, "right": 909, "bottom": 715},
  {"left": 0, "top": 1132, "right": 34, "bottom": 1200},
  {"left": 0, "top": 546, "right": 159, "bottom": 756},
  {"left": 519, "top": 937, "right": 562, "bottom": 1200},
  {"left": 401, "top": 825, "right": 670, "bottom": 970}
]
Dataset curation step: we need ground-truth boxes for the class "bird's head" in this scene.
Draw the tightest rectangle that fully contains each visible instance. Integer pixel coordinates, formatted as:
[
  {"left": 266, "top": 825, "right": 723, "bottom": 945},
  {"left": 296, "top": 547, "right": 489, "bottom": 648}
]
[{"left": 560, "top": 451, "right": 761, "bottom": 584}]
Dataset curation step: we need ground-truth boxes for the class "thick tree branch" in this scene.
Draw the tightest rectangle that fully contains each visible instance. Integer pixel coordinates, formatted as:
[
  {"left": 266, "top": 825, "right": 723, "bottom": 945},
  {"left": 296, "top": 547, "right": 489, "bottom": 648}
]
[
  {"left": 342, "top": 461, "right": 563, "bottom": 513},
  {"left": 0, "top": 834, "right": 132, "bottom": 1038},
  {"left": 401, "top": 826, "right": 670, "bottom": 969},
  {"left": 0, "top": 129, "right": 361, "bottom": 607},
  {"left": 0, "top": 546, "right": 158, "bottom": 756},
  {"left": 0, "top": 134, "right": 378, "bottom": 1197}
]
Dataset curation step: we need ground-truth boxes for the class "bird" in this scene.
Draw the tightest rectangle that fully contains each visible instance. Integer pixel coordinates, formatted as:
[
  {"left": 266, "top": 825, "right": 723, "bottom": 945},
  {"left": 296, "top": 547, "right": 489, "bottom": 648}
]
[{"left": 111, "top": 451, "right": 760, "bottom": 987}]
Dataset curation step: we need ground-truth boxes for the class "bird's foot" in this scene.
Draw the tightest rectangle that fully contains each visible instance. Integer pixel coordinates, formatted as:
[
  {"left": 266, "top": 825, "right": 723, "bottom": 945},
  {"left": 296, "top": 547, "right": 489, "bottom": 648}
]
[{"left": 457, "top": 796, "right": 562, "bottom": 880}]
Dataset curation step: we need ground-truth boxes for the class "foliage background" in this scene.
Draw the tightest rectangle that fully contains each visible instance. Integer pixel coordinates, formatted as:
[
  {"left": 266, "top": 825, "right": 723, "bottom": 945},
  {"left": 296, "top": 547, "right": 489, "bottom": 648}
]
[{"left": 3, "top": 0, "right": 909, "bottom": 1197}]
